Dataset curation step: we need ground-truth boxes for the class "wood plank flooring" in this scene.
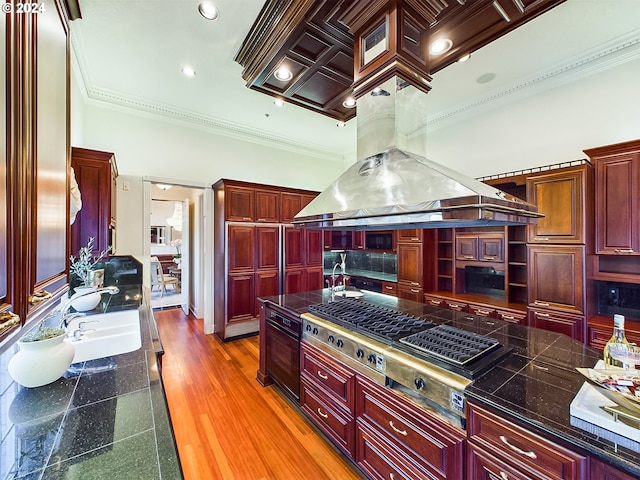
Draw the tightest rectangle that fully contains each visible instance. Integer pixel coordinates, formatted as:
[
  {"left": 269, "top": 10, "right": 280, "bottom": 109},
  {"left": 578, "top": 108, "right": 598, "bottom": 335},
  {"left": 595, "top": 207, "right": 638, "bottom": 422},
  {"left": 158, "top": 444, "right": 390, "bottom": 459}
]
[{"left": 155, "top": 308, "right": 364, "bottom": 480}]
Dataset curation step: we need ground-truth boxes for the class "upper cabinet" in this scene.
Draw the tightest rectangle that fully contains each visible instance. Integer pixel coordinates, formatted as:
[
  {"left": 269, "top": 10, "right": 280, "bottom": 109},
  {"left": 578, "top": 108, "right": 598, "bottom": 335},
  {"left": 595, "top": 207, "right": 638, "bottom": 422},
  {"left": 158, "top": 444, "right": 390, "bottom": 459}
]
[
  {"left": 584, "top": 140, "right": 640, "bottom": 255},
  {"left": 455, "top": 233, "right": 504, "bottom": 263},
  {"left": 526, "top": 165, "right": 593, "bottom": 244},
  {"left": 71, "top": 147, "right": 117, "bottom": 256},
  {"left": 225, "top": 184, "right": 255, "bottom": 222},
  {"left": 2, "top": 0, "right": 71, "bottom": 343}
]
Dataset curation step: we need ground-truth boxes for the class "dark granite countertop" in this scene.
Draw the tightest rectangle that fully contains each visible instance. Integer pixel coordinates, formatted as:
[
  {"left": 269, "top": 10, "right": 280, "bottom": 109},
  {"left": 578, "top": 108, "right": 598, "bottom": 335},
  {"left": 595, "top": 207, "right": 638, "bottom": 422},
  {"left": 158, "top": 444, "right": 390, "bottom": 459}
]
[
  {"left": 0, "top": 285, "right": 182, "bottom": 479},
  {"left": 260, "top": 289, "right": 640, "bottom": 478}
]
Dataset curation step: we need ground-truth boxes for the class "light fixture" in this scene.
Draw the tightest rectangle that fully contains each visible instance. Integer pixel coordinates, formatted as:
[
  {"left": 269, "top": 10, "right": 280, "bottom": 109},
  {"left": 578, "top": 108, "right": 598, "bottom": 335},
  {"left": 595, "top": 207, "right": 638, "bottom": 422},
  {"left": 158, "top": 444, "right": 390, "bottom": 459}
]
[
  {"left": 337, "top": 121, "right": 346, "bottom": 128},
  {"left": 371, "top": 87, "right": 390, "bottom": 97},
  {"left": 181, "top": 66, "right": 196, "bottom": 77},
  {"left": 156, "top": 184, "right": 172, "bottom": 191},
  {"left": 429, "top": 38, "right": 453, "bottom": 56},
  {"left": 274, "top": 67, "right": 293, "bottom": 82},
  {"left": 458, "top": 53, "right": 471, "bottom": 63},
  {"left": 274, "top": 99, "right": 284, "bottom": 107},
  {"left": 342, "top": 97, "right": 356, "bottom": 108},
  {"left": 166, "top": 203, "right": 183, "bottom": 231},
  {"left": 198, "top": 2, "right": 219, "bottom": 20}
]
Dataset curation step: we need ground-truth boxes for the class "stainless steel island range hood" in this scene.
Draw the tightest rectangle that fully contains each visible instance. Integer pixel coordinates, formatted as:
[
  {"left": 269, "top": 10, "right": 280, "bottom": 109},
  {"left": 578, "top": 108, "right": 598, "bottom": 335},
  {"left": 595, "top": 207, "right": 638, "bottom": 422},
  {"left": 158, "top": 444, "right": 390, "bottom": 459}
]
[{"left": 293, "top": 76, "right": 541, "bottom": 231}]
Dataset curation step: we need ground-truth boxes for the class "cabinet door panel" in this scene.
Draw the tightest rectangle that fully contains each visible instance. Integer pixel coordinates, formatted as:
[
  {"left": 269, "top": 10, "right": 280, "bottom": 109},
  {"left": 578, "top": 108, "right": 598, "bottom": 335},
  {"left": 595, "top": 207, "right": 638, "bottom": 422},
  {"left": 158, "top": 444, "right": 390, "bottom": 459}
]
[
  {"left": 529, "top": 307, "right": 585, "bottom": 341},
  {"left": 228, "top": 224, "right": 255, "bottom": 272},
  {"left": 255, "top": 270, "right": 279, "bottom": 315},
  {"left": 528, "top": 245, "right": 584, "bottom": 314},
  {"left": 280, "top": 192, "right": 302, "bottom": 223},
  {"left": 305, "top": 230, "right": 323, "bottom": 266},
  {"left": 398, "top": 244, "right": 422, "bottom": 286},
  {"left": 255, "top": 226, "right": 279, "bottom": 270},
  {"left": 527, "top": 169, "right": 586, "bottom": 244},
  {"left": 456, "top": 236, "right": 478, "bottom": 260},
  {"left": 595, "top": 154, "right": 640, "bottom": 254},
  {"left": 284, "top": 227, "right": 303, "bottom": 268},
  {"left": 305, "top": 267, "right": 323, "bottom": 291},
  {"left": 255, "top": 189, "right": 279, "bottom": 222},
  {"left": 227, "top": 273, "right": 255, "bottom": 322},
  {"left": 284, "top": 269, "right": 305, "bottom": 294},
  {"left": 397, "top": 284, "right": 423, "bottom": 302},
  {"left": 226, "top": 185, "right": 254, "bottom": 221},
  {"left": 478, "top": 236, "right": 504, "bottom": 262},
  {"left": 397, "top": 229, "right": 422, "bottom": 243}
]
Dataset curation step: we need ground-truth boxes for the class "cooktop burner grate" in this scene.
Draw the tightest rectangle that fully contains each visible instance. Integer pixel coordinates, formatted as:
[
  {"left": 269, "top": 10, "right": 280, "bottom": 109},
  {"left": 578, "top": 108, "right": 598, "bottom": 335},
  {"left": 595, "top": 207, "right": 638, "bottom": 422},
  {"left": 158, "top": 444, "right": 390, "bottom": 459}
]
[
  {"left": 308, "top": 300, "right": 434, "bottom": 341},
  {"left": 400, "top": 325, "right": 500, "bottom": 365}
]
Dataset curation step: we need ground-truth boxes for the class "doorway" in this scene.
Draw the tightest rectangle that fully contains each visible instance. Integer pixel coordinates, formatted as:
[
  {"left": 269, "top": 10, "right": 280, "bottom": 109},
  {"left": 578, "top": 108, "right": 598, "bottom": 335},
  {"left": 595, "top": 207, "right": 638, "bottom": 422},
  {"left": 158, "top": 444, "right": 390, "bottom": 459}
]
[{"left": 143, "top": 179, "right": 211, "bottom": 328}]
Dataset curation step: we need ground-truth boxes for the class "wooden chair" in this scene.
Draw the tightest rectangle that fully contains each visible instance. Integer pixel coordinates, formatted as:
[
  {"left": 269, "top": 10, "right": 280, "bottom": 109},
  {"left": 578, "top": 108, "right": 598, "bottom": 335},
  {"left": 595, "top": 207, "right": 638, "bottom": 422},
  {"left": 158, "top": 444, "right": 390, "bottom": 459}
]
[{"left": 150, "top": 257, "right": 179, "bottom": 296}]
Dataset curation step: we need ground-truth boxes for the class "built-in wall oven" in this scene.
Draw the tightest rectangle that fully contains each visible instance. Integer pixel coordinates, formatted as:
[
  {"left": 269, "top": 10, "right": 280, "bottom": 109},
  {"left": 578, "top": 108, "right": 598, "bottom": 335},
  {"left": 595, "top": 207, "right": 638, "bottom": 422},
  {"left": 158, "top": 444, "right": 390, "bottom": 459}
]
[{"left": 265, "top": 306, "right": 300, "bottom": 401}]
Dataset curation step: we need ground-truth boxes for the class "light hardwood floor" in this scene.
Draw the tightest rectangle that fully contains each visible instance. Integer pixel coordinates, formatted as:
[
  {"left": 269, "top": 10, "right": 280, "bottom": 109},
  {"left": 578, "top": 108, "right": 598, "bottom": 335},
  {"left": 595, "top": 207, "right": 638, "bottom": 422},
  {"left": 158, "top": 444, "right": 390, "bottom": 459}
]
[{"left": 155, "top": 308, "right": 364, "bottom": 480}]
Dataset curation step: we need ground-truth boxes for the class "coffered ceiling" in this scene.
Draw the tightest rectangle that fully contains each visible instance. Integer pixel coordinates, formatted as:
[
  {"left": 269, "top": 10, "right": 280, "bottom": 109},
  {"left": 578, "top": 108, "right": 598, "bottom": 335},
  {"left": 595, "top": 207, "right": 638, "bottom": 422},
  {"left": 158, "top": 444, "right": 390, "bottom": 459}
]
[{"left": 70, "top": 0, "right": 640, "bottom": 159}]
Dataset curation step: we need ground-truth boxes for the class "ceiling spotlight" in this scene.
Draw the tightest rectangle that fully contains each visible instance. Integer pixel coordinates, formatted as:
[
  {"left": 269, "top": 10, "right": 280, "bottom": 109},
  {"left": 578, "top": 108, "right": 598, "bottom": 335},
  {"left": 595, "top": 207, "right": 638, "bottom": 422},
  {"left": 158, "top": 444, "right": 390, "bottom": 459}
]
[
  {"left": 181, "top": 66, "right": 196, "bottom": 77},
  {"left": 156, "top": 184, "right": 172, "bottom": 191},
  {"left": 198, "top": 2, "right": 219, "bottom": 20},
  {"left": 370, "top": 87, "right": 390, "bottom": 97},
  {"left": 337, "top": 121, "right": 346, "bottom": 128},
  {"left": 342, "top": 97, "right": 356, "bottom": 108},
  {"left": 274, "top": 99, "right": 284, "bottom": 107},
  {"left": 429, "top": 38, "right": 453, "bottom": 55},
  {"left": 274, "top": 67, "right": 293, "bottom": 82},
  {"left": 458, "top": 53, "right": 471, "bottom": 63}
]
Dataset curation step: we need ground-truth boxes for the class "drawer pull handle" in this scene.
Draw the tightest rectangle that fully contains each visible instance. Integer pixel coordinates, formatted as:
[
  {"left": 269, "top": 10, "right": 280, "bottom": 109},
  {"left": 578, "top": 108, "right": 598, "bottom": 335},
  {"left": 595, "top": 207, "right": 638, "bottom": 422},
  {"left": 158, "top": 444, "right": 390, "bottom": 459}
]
[
  {"left": 533, "top": 237, "right": 549, "bottom": 241},
  {"left": 317, "top": 371, "right": 328, "bottom": 380},
  {"left": 533, "top": 301, "right": 549, "bottom": 307},
  {"left": 535, "top": 312, "right": 550, "bottom": 318},
  {"left": 615, "top": 248, "right": 634, "bottom": 253},
  {"left": 429, "top": 300, "right": 440, "bottom": 305},
  {"left": 389, "top": 474, "right": 395, "bottom": 480},
  {"left": 501, "top": 314, "right": 515, "bottom": 320},
  {"left": 463, "top": 255, "right": 475, "bottom": 259},
  {"left": 385, "top": 286, "right": 393, "bottom": 290},
  {"left": 476, "top": 309, "right": 491, "bottom": 315},
  {"left": 499, "top": 435, "right": 537, "bottom": 459},
  {"left": 411, "top": 289, "right": 420, "bottom": 293},
  {"left": 317, "top": 408, "right": 328, "bottom": 419},
  {"left": 410, "top": 281, "right": 420, "bottom": 286},
  {"left": 389, "top": 421, "right": 407, "bottom": 436},
  {"left": 533, "top": 364, "right": 549, "bottom": 371},
  {"left": 483, "top": 256, "right": 496, "bottom": 260}
]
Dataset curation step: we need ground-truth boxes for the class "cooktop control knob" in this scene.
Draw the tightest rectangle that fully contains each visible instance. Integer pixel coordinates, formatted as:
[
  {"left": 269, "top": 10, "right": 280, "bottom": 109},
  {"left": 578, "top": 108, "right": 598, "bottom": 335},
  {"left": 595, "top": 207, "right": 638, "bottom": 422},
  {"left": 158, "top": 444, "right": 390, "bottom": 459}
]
[
  {"left": 306, "top": 324, "right": 311, "bottom": 332},
  {"left": 312, "top": 327, "right": 319, "bottom": 335},
  {"left": 415, "top": 378, "right": 426, "bottom": 390},
  {"left": 336, "top": 339, "right": 344, "bottom": 348},
  {"left": 328, "top": 335, "right": 335, "bottom": 343},
  {"left": 356, "top": 349, "right": 364, "bottom": 358},
  {"left": 367, "top": 354, "right": 376, "bottom": 364}
]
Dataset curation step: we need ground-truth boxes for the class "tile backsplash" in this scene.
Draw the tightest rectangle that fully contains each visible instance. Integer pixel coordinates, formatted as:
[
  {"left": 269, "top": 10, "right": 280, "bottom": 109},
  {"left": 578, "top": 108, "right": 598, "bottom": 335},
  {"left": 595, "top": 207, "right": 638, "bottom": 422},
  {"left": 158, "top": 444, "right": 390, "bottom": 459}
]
[
  {"left": 596, "top": 281, "right": 640, "bottom": 320},
  {"left": 324, "top": 250, "right": 397, "bottom": 276}
]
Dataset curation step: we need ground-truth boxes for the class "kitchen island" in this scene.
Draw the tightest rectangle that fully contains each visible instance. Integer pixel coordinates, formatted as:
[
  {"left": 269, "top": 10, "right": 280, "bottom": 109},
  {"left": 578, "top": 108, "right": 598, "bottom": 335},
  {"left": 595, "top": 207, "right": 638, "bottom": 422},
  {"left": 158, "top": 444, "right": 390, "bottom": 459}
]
[
  {"left": 0, "top": 284, "right": 182, "bottom": 479},
  {"left": 259, "top": 289, "right": 639, "bottom": 479}
]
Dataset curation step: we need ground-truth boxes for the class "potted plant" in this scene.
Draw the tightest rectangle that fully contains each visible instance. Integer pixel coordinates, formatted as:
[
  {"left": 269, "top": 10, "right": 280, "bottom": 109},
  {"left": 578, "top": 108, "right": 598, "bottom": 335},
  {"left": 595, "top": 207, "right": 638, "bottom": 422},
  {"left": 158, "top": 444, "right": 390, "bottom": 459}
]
[
  {"left": 68, "top": 237, "right": 111, "bottom": 311},
  {"left": 8, "top": 317, "right": 75, "bottom": 388}
]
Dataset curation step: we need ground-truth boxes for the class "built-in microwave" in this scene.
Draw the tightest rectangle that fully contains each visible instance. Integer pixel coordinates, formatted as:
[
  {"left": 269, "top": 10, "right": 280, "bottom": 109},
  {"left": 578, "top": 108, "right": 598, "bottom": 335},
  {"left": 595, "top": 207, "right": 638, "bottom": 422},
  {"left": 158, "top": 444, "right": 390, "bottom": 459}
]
[{"left": 365, "top": 231, "right": 393, "bottom": 251}]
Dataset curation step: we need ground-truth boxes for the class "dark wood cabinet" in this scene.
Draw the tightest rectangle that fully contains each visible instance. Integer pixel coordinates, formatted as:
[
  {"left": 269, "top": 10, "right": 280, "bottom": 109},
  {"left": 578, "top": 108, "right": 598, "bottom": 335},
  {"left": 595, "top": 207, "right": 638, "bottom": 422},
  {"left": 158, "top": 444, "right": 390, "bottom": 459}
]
[
  {"left": 529, "top": 307, "right": 585, "bottom": 341},
  {"left": 71, "top": 147, "right": 117, "bottom": 256},
  {"left": 382, "top": 282, "right": 397, "bottom": 296},
  {"left": 397, "top": 283, "right": 423, "bottom": 302},
  {"left": 305, "top": 230, "right": 323, "bottom": 266},
  {"left": 397, "top": 229, "right": 423, "bottom": 243},
  {"left": 397, "top": 243, "right": 423, "bottom": 286},
  {"left": 255, "top": 188, "right": 279, "bottom": 223},
  {"left": 590, "top": 458, "right": 638, "bottom": 480},
  {"left": 227, "top": 224, "right": 255, "bottom": 272},
  {"left": 528, "top": 245, "right": 585, "bottom": 315},
  {"left": 456, "top": 233, "right": 504, "bottom": 263},
  {"left": 255, "top": 226, "right": 279, "bottom": 270},
  {"left": 284, "top": 227, "right": 303, "bottom": 268},
  {"left": 352, "top": 231, "right": 365, "bottom": 250},
  {"left": 254, "top": 270, "right": 278, "bottom": 317},
  {"left": 227, "top": 273, "right": 255, "bottom": 322},
  {"left": 468, "top": 402, "right": 587, "bottom": 480},
  {"left": 280, "top": 192, "right": 303, "bottom": 223},
  {"left": 526, "top": 166, "right": 590, "bottom": 244},
  {"left": 225, "top": 184, "right": 255, "bottom": 222},
  {"left": 584, "top": 140, "right": 640, "bottom": 255}
]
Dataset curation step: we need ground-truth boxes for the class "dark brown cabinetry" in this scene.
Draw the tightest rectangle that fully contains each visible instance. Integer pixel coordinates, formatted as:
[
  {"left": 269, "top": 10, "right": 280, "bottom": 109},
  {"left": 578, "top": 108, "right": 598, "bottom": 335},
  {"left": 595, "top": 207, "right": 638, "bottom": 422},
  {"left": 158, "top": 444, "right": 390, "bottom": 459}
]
[
  {"left": 70, "top": 148, "right": 117, "bottom": 256},
  {"left": 300, "top": 341, "right": 356, "bottom": 458},
  {"left": 280, "top": 192, "right": 303, "bottom": 223},
  {"left": 2, "top": 0, "right": 71, "bottom": 342},
  {"left": 468, "top": 402, "right": 587, "bottom": 480},
  {"left": 455, "top": 233, "right": 504, "bottom": 263},
  {"left": 356, "top": 376, "right": 466, "bottom": 480},
  {"left": 352, "top": 231, "right": 365, "bottom": 250},
  {"left": 225, "top": 184, "right": 255, "bottom": 222},
  {"left": 283, "top": 226, "right": 323, "bottom": 294},
  {"left": 255, "top": 188, "right": 279, "bottom": 223},
  {"left": 584, "top": 140, "right": 640, "bottom": 256},
  {"left": 397, "top": 242, "right": 424, "bottom": 301}
]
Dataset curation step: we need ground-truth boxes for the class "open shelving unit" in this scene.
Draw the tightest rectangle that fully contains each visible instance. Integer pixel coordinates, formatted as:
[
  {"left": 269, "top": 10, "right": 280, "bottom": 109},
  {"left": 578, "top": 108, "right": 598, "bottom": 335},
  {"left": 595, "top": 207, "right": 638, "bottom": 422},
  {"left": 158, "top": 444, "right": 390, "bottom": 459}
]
[{"left": 506, "top": 226, "right": 528, "bottom": 304}]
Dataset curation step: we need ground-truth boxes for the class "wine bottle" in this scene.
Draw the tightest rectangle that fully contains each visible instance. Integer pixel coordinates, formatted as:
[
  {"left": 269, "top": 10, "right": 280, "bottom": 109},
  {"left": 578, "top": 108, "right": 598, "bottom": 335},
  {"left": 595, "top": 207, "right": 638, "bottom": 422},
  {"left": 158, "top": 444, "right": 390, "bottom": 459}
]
[{"left": 603, "top": 314, "right": 629, "bottom": 368}]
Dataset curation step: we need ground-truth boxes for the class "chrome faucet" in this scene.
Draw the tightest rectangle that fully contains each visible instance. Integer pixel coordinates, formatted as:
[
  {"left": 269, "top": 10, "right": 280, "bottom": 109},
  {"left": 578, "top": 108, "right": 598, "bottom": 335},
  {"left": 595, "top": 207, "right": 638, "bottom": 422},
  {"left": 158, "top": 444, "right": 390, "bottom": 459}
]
[
  {"left": 58, "top": 286, "right": 120, "bottom": 328},
  {"left": 331, "top": 253, "right": 347, "bottom": 292},
  {"left": 70, "top": 319, "right": 100, "bottom": 340}
]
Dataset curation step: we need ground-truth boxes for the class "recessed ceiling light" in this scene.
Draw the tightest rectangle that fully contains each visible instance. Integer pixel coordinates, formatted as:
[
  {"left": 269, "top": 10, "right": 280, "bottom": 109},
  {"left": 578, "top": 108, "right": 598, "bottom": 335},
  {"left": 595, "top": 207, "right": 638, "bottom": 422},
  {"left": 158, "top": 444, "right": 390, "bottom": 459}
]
[
  {"left": 274, "top": 99, "right": 284, "bottom": 107},
  {"left": 181, "top": 66, "right": 196, "bottom": 77},
  {"left": 476, "top": 73, "right": 496, "bottom": 84},
  {"left": 458, "top": 53, "right": 471, "bottom": 63},
  {"left": 337, "top": 121, "right": 346, "bottom": 128},
  {"left": 156, "top": 184, "right": 172, "bottom": 191},
  {"left": 274, "top": 67, "right": 293, "bottom": 82},
  {"left": 342, "top": 97, "right": 356, "bottom": 108},
  {"left": 198, "top": 2, "right": 219, "bottom": 20},
  {"left": 429, "top": 38, "right": 453, "bottom": 56}
]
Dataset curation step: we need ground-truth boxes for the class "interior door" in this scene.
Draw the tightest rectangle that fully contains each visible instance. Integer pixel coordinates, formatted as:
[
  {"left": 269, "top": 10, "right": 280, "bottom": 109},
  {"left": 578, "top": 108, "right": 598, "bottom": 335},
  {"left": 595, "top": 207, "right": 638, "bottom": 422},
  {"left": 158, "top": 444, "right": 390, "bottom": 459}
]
[{"left": 181, "top": 199, "right": 190, "bottom": 315}]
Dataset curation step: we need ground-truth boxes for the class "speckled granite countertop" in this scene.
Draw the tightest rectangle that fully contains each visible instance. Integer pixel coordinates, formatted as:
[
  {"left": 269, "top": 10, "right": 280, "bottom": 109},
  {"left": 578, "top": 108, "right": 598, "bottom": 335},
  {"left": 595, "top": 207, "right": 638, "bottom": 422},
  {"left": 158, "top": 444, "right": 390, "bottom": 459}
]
[
  {"left": 260, "top": 289, "right": 640, "bottom": 478},
  {"left": 0, "top": 285, "right": 182, "bottom": 479}
]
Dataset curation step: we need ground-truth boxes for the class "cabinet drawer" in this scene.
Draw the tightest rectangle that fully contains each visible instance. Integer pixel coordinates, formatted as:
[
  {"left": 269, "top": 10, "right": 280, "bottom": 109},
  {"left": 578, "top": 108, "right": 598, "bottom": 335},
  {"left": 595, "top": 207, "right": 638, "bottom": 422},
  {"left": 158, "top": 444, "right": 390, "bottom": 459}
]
[
  {"left": 468, "top": 304, "right": 496, "bottom": 318},
  {"left": 495, "top": 309, "right": 527, "bottom": 324},
  {"left": 528, "top": 307, "right": 585, "bottom": 342},
  {"left": 469, "top": 442, "right": 540, "bottom": 480},
  {"left": 424, "top": 295, "right": 446, "bottom": 307},
  {"left": 357, "top": 377, "right": 465, "bottom": 479},
  {"left": 468, "top": 404, "right": 586, "bottom": 480},
  {"left": 301, "top": 342, "right": 355, "bottom": 409},
  {"left": 446, "top": 300, "right": 468, "bottom": 312},
  {"left": 382, "top": 282, "right": 397, "bottom": 296},
  {"left": 357, "top": 421, "right": 430, "bottom": 480},
  {"left": 301, "top": 379, "right": 355, "bottom": 458}
]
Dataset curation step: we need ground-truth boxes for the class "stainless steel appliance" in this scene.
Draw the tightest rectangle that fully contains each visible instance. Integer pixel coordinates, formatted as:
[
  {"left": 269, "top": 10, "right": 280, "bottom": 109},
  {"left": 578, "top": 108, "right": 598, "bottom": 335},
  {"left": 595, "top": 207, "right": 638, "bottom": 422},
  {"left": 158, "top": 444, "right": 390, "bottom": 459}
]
[
  {"left": 301, "top": 299, "right": 509, "bottom": 428},
  {"left": 265, "top": 305, "right": 301, "bottom": 401}
]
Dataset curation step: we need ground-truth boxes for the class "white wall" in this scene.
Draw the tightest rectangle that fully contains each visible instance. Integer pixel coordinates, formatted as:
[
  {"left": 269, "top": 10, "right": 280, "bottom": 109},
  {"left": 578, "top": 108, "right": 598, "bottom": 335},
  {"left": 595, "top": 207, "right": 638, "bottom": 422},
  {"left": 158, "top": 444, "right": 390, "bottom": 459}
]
[{"left": 425, "top": 57, "right": 640, "bottom": 178}]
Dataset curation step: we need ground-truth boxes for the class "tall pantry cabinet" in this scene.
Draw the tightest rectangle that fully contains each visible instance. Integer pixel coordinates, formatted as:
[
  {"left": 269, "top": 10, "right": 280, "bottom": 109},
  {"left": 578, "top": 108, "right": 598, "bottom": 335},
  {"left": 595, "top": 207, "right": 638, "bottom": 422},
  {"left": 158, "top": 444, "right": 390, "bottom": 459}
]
[
  {"left": 1, "top": 0, "right": 71, "bottom": 343},
  {"left": 213, "top": 179, "right": 321, "bottom": 341}
]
